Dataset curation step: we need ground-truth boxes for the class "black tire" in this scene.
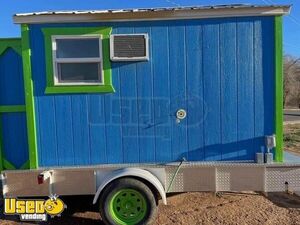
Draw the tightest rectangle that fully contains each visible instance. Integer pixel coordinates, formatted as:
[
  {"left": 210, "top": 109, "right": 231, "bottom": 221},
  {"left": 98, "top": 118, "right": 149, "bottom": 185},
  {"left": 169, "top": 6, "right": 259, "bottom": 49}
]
[{"left": 99, "top": 178, "right": 157, "bottom": 225}]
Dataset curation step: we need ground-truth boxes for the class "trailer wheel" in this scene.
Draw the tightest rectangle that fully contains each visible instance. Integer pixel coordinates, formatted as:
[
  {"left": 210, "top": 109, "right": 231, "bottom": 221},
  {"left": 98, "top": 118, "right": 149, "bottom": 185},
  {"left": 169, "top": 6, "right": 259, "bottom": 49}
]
[{"left": 99, "top": 178, "right": 157, "bottom": 225}]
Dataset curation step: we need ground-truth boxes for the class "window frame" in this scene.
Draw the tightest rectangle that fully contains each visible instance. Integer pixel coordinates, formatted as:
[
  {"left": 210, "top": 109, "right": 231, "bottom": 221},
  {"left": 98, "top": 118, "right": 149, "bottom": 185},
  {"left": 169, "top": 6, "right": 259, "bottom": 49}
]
[
  {"left": 52, "top": 35, "right": 103, "bottom": 86},
  {"left": 110, "top": 33, "right": 149, "bottom": 61},
  {"left": 42, "top": 27, "right": 115, "bottom": 94}
]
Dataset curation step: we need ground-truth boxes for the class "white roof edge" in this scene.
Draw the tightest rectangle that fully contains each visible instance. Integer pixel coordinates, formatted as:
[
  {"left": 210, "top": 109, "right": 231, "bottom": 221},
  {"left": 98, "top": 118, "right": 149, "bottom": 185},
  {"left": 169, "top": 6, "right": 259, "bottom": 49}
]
[{"left": 13, "top": 5, "right": 291, "bottom": 24}]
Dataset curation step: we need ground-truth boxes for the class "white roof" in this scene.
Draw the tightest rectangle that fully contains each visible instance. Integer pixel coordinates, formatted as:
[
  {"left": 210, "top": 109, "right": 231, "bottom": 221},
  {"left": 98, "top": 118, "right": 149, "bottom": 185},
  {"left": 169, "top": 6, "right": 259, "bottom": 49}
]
[{"left": 13, "top": 4, "right": 291, "bottom": 24}]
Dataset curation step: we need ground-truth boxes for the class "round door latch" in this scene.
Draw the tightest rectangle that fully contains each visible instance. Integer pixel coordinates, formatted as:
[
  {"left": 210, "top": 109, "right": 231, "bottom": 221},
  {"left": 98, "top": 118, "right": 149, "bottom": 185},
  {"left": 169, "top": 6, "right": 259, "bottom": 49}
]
[{"left": 176, "top": 109, "right": 187, "bottom": 120}]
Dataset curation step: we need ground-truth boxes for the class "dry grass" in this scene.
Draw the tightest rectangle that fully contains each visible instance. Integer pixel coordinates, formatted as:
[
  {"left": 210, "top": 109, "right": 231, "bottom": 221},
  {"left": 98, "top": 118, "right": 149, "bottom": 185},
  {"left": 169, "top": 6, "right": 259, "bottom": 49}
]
[{"left": 284, "top": 124, "right": 300, "bottom": 154}]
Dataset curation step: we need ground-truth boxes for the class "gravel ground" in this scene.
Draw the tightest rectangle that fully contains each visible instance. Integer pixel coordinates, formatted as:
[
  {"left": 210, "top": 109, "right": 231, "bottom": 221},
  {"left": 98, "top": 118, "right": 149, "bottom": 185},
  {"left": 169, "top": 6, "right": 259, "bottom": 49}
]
[
  {"left": 1, "top": 192, "right": 300, "bottom": 225},
  {"left": 155, "top": 192, "right": 300, "bottom": 225}
]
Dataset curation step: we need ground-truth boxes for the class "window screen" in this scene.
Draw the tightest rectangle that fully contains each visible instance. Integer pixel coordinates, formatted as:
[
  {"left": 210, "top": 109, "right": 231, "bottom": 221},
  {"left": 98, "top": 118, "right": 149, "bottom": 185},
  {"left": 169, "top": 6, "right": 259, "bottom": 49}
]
[{"left": 110, "top": 34, "right": 149, "bottom": 61}]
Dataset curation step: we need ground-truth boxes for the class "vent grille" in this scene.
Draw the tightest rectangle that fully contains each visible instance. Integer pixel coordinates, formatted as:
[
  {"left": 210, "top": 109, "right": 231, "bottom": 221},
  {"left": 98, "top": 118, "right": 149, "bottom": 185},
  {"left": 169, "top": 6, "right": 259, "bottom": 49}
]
[{"left": 110, "top": 34, "right": 149, "bottom": 61}]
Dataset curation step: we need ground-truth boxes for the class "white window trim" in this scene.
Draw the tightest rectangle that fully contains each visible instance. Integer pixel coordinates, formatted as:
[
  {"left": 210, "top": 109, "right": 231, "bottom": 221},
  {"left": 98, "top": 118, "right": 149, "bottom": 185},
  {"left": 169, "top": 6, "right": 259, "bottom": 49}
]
[
  {"left": 110, "top": 33, "right": 149, "bottom": 61},
  {"left": 51, "top": 35, "right": 104, "bottom": 86}
]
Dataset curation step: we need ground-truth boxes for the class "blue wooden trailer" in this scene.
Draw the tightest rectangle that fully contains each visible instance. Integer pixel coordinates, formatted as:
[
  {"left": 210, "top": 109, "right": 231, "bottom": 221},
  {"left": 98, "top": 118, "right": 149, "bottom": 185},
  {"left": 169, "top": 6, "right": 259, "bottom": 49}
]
[{"left": 1, "top": 4, "right": 299, "bottom": 225}]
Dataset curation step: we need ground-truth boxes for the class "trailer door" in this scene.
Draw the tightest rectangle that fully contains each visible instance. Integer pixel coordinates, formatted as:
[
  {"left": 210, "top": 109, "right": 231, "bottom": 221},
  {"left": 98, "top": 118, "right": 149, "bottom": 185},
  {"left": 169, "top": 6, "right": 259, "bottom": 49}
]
[{"left": 0, "top": 39, "right": 29, "bottom": 170}]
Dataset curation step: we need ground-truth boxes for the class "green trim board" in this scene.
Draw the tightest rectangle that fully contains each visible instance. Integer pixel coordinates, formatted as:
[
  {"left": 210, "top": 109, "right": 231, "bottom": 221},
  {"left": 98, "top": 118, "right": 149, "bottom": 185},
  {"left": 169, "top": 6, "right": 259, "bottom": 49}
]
[
  {"left": 20, "top": 160, "right": 30, "bottom": 170},
  {"left": 3, "top": 159, "right": 16, "bottom": 170},
  {"left": 0, "top": 105, "right": 26, "bottom": 113},
  {"left": 42, "top": 27, "right": 115, "bottom": 94},
  {"left": 1, "top": 158, "right": 29, "bottom": 171},
  {"left": 21, "top": 24, "right": 39, "bottom": 169},
  {"left": 0, "top": 38, "right": 22, "bottom": 56},
  {"left": 2, "top": 159, "right": 29, "bottom": 170},
  {"left": 2, "top": 159, "right": 28, "bottom": 170},
  {"left": 45, "top": 85, "right": 115, "bottom": 94},
  {"left": 274, "top": 16, "right": 284, "bottom": 162}
]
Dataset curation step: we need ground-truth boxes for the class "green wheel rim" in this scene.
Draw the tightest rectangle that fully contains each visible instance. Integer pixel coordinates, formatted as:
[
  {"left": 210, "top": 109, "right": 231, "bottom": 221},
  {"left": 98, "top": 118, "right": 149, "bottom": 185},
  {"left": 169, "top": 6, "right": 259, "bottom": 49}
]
[{"left": 109, "top": 188, "right": 148, "bottom": 225}]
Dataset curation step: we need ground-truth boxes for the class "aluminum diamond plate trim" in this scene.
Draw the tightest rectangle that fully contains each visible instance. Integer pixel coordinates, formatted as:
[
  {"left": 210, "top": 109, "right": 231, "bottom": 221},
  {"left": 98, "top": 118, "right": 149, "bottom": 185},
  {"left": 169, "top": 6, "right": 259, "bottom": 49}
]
[
  {"left": 265, "top": 166, "right": 300, "bottom": 192},
  {"left": 3, "top": 162, "right": 300, "bottom": 197},
  {"left": 216, "top": 167, "right": 265, "bottom": 192},
  {"left": 165, "top": 167, "right": 183, "bottom": 192},
  {"left": 216, "top": 167, "right": 231, "bottom": 191}
]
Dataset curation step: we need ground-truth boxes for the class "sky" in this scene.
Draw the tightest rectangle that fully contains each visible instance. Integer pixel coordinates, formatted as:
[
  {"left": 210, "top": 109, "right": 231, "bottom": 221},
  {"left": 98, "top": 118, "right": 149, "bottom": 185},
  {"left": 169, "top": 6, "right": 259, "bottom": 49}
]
[{"left": 0, "top": 0, "right": 299, "bottom": 57}]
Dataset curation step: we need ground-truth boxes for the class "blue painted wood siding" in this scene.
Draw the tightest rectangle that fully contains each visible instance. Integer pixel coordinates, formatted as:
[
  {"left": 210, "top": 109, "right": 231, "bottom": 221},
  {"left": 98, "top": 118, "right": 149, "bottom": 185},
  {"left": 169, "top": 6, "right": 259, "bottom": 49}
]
[
  {"left": 0, "top": 48, "right": 29, "bottom": 168},
  {"left": 29, "top": 17, "right": 275, "bottom": 167},
  {"left": 1, "top": 113, "right": 28, "bottom": 168},
  {"left": 0, "top": 49, "right": 25, "bottom": 105}
]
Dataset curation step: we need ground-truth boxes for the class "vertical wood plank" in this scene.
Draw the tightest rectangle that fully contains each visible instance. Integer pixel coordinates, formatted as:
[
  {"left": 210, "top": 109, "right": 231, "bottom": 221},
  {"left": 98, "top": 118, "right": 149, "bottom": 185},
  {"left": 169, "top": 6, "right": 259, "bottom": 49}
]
[
  {"left": 71, "top": 95, "right": 90, "bottom": 165},
  {"left": 104, "top": 73, "right": 123, "bottom": 163},
  {"left": 89, "top": 95, "right": 107, "bottom": 164},
  {"left": 169, "top": 22, "right": 188, "bottom": 161},
  {"left": 55, "top": 96, "right": 74, "bottom": 166},
  {"left": 253, "top": 19, "right": 265, "bottom": 155},
  {"left": 118, "top": 27, "right": 140, "bottom": 163},
  {"left": 135, "top": 26, "right": 156, "bottom": 163},
  {"left": 186, "top": 22, "right": 204, "bottom": 161},
  {"left": 220, "top": 19, "right": 239, "bottom": 160},
  {"left": 262, "top": 18, "right": 275, "bottom": 135},
  {"left": 203, "top": 21, "right": 221, "bottom": 161},
  {"left": 152, "top": 25, "right": 172, "bottom": 162},
  {"left": 105, "top": 27, "right": 123, "bottom": 164},
  {"left": 237, "top": 19, "right": 255, "bottom": 160},
  {"left": 37, "top": 98, "right": 58, "bottom": 166}
]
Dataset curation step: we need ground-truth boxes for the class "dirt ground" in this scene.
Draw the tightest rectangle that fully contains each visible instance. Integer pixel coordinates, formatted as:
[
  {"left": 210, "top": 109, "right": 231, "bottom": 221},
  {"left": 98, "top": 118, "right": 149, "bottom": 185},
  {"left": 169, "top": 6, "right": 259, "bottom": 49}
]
[
  {"left": 155, "top": 192, "right": 300, "bottom": 225},
  {"left": 1, "top": 124, "right": 300, "bottom": 225},
  {"left": 1, "top": 192, "right": 300, "bottom": 225}
]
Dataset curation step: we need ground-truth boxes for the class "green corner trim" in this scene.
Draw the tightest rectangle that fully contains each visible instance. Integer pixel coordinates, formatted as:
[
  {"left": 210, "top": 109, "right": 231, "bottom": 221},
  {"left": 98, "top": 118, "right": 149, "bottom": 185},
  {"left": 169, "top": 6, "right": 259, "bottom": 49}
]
[
  {"left": 0, "top": 38, "right": 22, "bottom": 56},
  {"left": 0, "top": 105, "right": 26, "bottom": 113},
  {"left": 274, "top": 16, "right": 284, "bottom": 162},
  {"left": 1, "top": 158, "right": 29, "bottom": 171},
  {"left": 42, "top": 27, "right": 115, "bottom": 94},
  {"left": 20, "top": 160, "right": 30, "bottom": 169},
  {"left": 2, "top": 159, "right": 29, "bottom": 170},
  {"left": 21, "top": 24, "right": 39, "bottom": 169},
  {"left": 3, "top": 159, "right": 16, "bottom": 170}
]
